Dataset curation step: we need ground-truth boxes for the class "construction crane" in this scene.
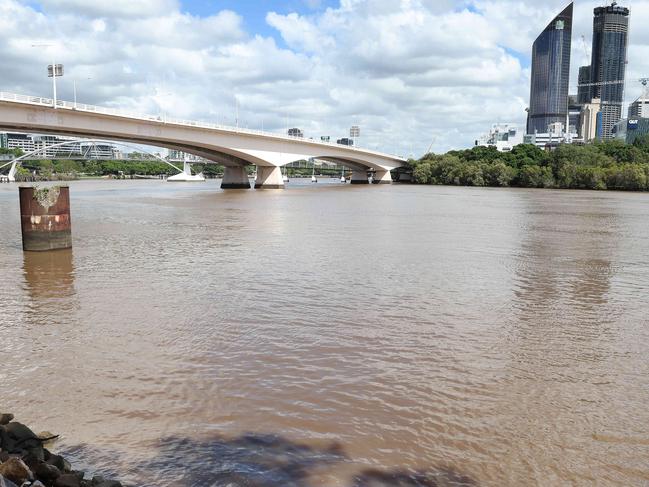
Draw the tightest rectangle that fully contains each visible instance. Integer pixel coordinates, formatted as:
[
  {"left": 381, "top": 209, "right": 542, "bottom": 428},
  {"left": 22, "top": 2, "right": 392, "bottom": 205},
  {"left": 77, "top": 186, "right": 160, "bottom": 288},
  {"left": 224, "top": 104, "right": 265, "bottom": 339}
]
[
  {"left": 577, "top": 79, "right": 624, "bottom": 88},
  {"left": 425, "top": 136, "right": 437, "bottom": 155},
  {"left": 640, "top": 78, "right": 649, "bottom": 99},
  {"left": 581, "top": 35, "right": 590, "bottom": 63}
]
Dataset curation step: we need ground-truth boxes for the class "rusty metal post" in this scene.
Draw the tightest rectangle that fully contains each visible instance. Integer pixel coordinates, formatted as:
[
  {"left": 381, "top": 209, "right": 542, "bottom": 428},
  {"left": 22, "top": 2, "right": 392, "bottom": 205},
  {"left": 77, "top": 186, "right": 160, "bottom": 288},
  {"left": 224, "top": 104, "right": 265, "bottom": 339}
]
[{"left": 19, "top": 186, "right": 72, "bottom": 251}]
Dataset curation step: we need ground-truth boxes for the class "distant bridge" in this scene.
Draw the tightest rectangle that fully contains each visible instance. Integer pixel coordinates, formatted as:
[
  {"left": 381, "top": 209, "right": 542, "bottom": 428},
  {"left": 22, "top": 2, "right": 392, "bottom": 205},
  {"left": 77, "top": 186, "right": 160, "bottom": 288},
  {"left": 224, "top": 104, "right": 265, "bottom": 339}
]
[{"left": 0, "top": 92, "right": 406, "bottom": 189}]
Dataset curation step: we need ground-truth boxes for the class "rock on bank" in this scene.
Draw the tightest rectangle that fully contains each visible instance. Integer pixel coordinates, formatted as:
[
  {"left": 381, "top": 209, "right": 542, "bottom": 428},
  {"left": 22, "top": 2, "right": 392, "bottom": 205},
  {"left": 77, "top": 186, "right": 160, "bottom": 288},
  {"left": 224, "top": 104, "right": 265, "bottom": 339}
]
[{"left": 0, "top": 414, "right": 122, "bottom": 487}]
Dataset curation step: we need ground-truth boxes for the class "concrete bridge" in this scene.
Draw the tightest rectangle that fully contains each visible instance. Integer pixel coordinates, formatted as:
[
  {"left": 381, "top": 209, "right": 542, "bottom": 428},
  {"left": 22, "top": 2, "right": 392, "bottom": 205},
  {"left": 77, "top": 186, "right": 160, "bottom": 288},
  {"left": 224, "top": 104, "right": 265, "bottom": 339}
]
[{"left": 0, "top": 92, "right": 406, "bottom": 189}]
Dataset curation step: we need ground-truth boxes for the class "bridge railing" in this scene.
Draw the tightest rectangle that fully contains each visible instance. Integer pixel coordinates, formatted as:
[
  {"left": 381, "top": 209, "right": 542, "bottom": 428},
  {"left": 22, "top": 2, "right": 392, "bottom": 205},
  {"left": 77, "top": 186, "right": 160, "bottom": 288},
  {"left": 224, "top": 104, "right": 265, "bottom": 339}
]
[{"left": 0, "top": 91, "right": 404, "bottom": 161}]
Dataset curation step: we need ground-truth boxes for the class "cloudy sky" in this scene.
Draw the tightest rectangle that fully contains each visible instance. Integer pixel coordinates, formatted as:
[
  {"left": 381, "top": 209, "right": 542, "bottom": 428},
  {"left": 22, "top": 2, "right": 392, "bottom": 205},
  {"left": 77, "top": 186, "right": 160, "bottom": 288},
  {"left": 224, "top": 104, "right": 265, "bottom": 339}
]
[{"left": 1, "top": 0, "right": 648, "bottom": 156}]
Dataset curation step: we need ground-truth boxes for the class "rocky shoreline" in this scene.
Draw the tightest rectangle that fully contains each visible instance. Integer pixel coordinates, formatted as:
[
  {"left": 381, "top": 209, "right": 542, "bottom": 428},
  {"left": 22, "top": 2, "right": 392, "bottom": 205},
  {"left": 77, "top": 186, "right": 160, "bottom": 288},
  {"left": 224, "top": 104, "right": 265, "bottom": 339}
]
[{"left": 0, "top": 414, "right": 122, "bottom": 487}]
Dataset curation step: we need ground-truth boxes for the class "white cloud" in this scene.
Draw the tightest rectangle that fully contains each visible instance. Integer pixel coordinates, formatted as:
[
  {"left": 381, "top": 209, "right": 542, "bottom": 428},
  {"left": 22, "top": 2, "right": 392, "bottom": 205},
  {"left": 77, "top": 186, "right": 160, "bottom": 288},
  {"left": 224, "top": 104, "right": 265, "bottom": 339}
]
[
  {"left": 266, "top": 12, "right": 334, "bottom": 53},
  {"left": 37, "top": 0, "right": 179, "bottom": 18},
  {"left": 0, "top": 0, "right": 647, "bottom": 155}
]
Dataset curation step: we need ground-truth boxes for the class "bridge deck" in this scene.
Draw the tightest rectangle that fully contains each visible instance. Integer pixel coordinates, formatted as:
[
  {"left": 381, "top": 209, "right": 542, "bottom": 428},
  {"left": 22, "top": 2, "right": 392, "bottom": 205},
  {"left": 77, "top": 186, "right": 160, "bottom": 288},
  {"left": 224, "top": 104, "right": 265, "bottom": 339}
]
[{"left": 0, "top": 92, "right": 405, "bottom": 162}]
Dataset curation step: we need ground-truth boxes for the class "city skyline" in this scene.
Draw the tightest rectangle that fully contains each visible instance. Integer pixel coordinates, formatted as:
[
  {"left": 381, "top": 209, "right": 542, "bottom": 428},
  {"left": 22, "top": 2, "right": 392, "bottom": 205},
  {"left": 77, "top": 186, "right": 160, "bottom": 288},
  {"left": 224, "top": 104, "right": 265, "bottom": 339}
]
[{"left": 1, "top": 0, "right": 648, "bottom": 155}]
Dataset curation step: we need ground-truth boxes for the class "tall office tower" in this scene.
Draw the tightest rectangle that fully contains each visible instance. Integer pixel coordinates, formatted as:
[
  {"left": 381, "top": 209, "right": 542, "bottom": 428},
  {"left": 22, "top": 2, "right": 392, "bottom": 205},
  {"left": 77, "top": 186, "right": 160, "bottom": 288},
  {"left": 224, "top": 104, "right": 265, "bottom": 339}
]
[
  {"left": 590, "top": 3, "right": 630, "bottom": 139},
  {"left": 527, "top": 3, "right": 573, "bottom": 135},
  {"left": 577, "top": 65, "right": 591, "bottom": 104}
]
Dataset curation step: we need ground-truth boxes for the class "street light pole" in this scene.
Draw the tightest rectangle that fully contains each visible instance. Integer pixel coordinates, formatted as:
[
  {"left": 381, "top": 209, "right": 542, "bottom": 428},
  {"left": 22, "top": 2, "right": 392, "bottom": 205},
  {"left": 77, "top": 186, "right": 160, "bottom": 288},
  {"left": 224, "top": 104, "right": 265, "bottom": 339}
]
[{"left": 236, "top": 97, "right": 239, "bottom": 129}]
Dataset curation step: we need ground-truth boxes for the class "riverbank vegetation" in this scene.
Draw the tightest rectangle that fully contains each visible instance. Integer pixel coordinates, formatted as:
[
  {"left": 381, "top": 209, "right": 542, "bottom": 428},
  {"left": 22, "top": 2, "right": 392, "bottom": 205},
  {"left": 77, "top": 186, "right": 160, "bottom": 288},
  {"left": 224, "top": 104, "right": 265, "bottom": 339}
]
[
  {"left": 5, "top": 157, "right": 346, "bottom": 181},
  {"left": 8, "top": 159, "right": 224, "bottom": 181},
  {"left": 0, "top": 148, "right": 23, "bottom": 157},
  {"left": 407, "top": 135, "right": 649, "bottom": 191}
]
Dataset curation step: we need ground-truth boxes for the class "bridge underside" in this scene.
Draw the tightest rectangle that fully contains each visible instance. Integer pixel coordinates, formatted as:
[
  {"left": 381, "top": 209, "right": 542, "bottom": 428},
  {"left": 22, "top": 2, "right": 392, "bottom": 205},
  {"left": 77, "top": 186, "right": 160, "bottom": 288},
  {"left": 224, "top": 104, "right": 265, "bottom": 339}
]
[{"left": 0, "top": 125, "right": 394, "bottom": 188}]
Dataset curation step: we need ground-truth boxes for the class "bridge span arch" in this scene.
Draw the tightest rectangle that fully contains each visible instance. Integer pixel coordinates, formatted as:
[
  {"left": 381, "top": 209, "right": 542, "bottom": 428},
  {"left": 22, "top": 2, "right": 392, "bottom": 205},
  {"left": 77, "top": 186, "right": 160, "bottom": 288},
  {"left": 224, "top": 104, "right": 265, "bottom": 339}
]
[{"left": 0, "top": 92, "right": 405, "bottom": 188}]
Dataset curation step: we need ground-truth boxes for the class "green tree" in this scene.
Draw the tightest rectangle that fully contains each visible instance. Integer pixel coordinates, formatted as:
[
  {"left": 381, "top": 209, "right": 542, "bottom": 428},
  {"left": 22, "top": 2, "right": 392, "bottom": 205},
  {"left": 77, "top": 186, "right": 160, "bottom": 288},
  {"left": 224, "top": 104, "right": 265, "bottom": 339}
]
[
  {"left": 517, "top": 165, "right": 554, "bottom": 188},
  {"left": 606, "top": 164, "right": 647, "bottom": 190},
  {"left": 506, "top": 143, "right": 547, "bottom": 169},
  {"left": 482, "top": 161, "right": 516, "bottom": 187},
  {"left": 413, "top": 162, "right": 433, "bottom": 184}
]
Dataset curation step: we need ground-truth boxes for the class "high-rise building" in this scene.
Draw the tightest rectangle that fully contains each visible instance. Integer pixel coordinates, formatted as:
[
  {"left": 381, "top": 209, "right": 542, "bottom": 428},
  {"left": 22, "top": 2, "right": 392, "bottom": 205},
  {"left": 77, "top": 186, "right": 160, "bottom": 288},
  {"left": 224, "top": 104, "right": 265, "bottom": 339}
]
[
  {"left": 568, "top": 95, "right": 582, "bottom": 134},
  {"left": 589, "top": 3, "right": 630, "bottom": 139},
  {"left": 580, "top": 98, "right": 602, "bottom": 142},
  {"left": 527, "top": 3, "right": 573, "bottom": 135},
  {"left": 577, "top": 65, "right": 592, "bottom": 105},
  {"left": 628, "top": 94, "right": 649, "bottom": 118}
]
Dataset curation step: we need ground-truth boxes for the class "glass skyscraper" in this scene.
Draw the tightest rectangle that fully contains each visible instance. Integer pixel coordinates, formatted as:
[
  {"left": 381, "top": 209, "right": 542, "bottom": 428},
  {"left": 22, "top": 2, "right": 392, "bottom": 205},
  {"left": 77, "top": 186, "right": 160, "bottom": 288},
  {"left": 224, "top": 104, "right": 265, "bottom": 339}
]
[
  {"left": 527, "top": 3, "right": 573, "bottom": 135},
  {"left": 577, "top": 65, "right": 592, "bottom": 105},
  {"left": 590, "top": 3, "right": 630, "bottom": 139}
]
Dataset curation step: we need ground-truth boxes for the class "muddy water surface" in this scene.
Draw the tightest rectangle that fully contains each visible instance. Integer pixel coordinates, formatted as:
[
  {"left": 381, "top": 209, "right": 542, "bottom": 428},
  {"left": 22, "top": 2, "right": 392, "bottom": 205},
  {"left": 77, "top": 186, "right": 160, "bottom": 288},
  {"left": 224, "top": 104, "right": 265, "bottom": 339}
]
[{"left": 1, "top": 179, "right": 648, "bottom": 486}]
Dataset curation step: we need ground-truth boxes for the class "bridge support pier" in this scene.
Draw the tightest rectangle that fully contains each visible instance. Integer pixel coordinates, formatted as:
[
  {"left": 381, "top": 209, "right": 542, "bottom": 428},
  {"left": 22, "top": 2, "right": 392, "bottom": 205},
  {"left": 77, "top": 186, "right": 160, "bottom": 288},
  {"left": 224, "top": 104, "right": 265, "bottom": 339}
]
[
  {"left": 372, "top": 170, "right": 393, "bottom": 184},
  {"left": 221, "top": 166, "right": 251, "bottom": 189},
  {"left": 254, "top": 166, "right": 284, "bottom": 189},
  {"left": 350, "top": 169, "right": 369, "bottom": 184}
]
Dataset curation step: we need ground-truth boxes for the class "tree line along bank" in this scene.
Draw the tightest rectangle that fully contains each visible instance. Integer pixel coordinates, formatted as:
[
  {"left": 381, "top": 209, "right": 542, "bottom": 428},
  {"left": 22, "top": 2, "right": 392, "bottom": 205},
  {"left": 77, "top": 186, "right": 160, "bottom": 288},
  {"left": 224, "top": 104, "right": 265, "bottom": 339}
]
[
  {"left": 0, "top": 149, "right": 348, "bottom": 181},
  {"left": 404, "top": 135, "right": 649, "bottom": 191}
]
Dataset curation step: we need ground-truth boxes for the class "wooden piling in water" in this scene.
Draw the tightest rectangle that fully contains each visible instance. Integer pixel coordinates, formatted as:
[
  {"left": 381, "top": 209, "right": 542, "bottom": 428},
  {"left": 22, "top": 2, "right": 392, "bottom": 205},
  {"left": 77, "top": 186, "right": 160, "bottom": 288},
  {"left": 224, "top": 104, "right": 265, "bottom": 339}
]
[{"left": 19, "top": 186, "right": 72, "bottom": 251}]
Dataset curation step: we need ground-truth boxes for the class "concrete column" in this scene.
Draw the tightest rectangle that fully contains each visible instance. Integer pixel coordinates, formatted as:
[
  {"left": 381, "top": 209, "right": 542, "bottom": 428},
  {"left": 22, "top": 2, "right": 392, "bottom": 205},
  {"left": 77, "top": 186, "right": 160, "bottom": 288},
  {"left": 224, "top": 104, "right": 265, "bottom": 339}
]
[
  {"left": 20, "top": 186, "right": 72, "bottom": 251},
  {"left": 372, "top": 170, "right": 393, "bottom": 184},
  {"left": 221, "top": 166, "right": 251, "bottom": 189},
  {"left": 350, "top": 169, "right": 369, "bottom": 184},
  {"left": 254, "top": 166, "right": 284, "bottom": 189}
]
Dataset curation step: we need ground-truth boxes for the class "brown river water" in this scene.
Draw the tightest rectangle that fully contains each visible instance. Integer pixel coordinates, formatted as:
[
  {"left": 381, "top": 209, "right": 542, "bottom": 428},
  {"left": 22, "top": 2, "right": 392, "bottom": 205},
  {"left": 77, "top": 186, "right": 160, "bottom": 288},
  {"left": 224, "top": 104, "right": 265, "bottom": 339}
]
[{"left": 1, "top": 179, "right": 649, "bottom": 486}]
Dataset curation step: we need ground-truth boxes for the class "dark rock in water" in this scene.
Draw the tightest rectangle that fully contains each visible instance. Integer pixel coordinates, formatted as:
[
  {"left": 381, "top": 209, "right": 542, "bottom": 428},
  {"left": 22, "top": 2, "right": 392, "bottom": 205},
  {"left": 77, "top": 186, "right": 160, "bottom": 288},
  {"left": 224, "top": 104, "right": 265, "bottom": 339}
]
[
  {"left": 0, "top": 415, "right": 13, "bottom": 426},
  {"left": 94, "top": 481, "right": 122, "bottom": 487},
  {"left": 33, "top": 461, "right": 62, "bottom": 482},
  {"left": 5, "top": 422, "right": 41, "bottom": 450},
  {"left": 55, "top": 473, "right": 83, "bottom": 487},
  {"left": 23, "top": 445, "right": 46, "bottom": 464},
  {"left": 5, "top": 422, "right": 36, "bottom": 440},
  {"left": 47, "top": 453, "right": 72, "bottom": 473},
  {"left": 0, "top": 474, "right": 20, "bottom": 487},
  {"left": 0, "top": 457, "right": 33, "bottom": 485},
  {"left": 0, "top": 426, "right": 14, "bottom": 452}
]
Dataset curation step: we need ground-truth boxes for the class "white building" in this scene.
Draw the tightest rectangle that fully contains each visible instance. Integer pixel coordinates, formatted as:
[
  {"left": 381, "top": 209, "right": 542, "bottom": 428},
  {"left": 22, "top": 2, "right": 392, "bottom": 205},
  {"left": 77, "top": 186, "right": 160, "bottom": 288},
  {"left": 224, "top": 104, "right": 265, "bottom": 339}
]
[
  {"left": 523, "top": 122, "right": 579, "bottom": 148},
  {"left": 628, "top": 95, "right": 649, "bottom": 119},
  {"left": 0, "top": 133, "right": 82, "bottom": 158},
  {"left": 167, "top": 150, "right": 204, "bottom": 162},
  {"left": 476, "top": 124, "right": 524, "bottom": 152},
  {"left": 580, "top": 98, "right": 602, "bottom": 142},
  {"left": 0, "top": 132, "right": 122, "bottom": 159}
]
